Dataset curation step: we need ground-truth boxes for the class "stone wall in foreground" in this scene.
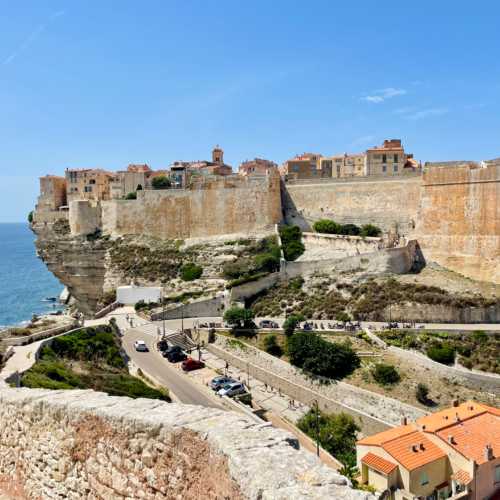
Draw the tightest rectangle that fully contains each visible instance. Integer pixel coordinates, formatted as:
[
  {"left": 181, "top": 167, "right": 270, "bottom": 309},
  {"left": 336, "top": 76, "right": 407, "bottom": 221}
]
[{"left": 0, "top": 388, "right": 374, "bottom": 500}]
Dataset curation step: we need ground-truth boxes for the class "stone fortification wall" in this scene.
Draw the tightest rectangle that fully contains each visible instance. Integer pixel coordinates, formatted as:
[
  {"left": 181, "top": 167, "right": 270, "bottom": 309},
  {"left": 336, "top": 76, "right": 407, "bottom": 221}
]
[
  {"left": 283, "top": 175, "right": 422, "bottom": 234},
  {"left": 69, "top": 200, "right": 102, "bottom": 236},
  {"left": 98, "top": 172, "right": 282, "bottom": 239},
  {"left": 150, "top": 295, "right": 225, "bottom": 321},
  {"left": 283, "top": 241, "right": 418, "bottom": 278},
  {"left": 0, "top": 388, "right": 373, "bottom": 500},
  {"left": 415, "top": 163, "right": 500, "bottom": 284}
]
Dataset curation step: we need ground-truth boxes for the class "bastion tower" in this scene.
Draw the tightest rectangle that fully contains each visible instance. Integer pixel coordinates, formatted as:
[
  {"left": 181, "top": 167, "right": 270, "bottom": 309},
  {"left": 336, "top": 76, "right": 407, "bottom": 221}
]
[{"left": 212, "top": 145, "right": 224, "bottom": 165}]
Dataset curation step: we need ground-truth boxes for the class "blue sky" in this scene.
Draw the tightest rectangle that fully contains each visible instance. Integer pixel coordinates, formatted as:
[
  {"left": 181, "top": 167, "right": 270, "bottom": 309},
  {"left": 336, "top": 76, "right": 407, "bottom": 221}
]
[{"left": 1, "top": 1, "right": 500, "bottom": 222}]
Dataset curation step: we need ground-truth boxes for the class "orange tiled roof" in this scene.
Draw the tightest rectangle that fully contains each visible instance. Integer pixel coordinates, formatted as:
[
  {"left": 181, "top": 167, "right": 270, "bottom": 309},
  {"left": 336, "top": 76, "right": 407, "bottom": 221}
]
[
  {"left": 382, "top": 431, "right": 446, "bottom": 471},
  {"left": 452, "top": 469, "right": 472, "bottom": 485},
  {"left": 357, "top": 424, "right": 416, "bottom": 446},
  {"left": 361, "top": 452, "right": 398, "bottom": 475},
  {"left": 436, "top": 412, "right": 500, "bottom": 465}
]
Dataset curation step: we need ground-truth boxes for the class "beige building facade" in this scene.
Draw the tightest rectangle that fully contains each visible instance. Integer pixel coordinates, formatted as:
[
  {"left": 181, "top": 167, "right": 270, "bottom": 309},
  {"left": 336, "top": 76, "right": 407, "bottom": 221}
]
[
  {"left": 66, "top": 168, "right": 113, "bottom": 203},
  {"left": 239, "top": 158, "right": 278, "bottom": 176}
]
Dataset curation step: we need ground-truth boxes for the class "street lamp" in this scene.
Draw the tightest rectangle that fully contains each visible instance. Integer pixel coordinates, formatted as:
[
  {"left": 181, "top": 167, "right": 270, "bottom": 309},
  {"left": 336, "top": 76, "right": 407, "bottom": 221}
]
[
  {"left": 161, "top": 289, "right": 166, "bottom": 338},
  {"left": 312, "top": 399, "right": 320, "bottom": 457}
]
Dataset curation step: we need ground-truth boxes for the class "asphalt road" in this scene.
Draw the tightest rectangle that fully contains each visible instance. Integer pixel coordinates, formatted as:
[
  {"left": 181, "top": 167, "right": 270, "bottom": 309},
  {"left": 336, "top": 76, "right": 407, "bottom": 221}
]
[{"left": 122, "top": 328, "right": 223, "bottom": 410}]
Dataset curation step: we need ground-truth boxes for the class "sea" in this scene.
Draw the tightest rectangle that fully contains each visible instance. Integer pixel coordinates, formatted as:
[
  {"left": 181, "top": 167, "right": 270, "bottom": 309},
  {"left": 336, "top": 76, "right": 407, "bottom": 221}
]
[{"left": 0, "top": 223, "right": 64, "bottom": 328}]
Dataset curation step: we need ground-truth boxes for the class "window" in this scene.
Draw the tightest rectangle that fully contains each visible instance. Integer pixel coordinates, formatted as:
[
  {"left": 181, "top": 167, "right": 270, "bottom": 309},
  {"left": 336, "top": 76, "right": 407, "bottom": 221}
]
[
  {"left": 89, "top": 179, "right": 96, "bottom": 185},
  {"left": 84, "top": 186, "right": 93, "bottom": 193},
  {"left": 394, "top": 154, "right": 399, "bottom": 163},
  {"left": 495, "top": 465, "right": 500, "bottom": 483},
  {"left": 382, "top": 165, "right": 387, "bottom": 173},
  {"left": 420, "top": 471, "right": 429, "bottom": 486},
  {"left": 382, "top": 154, "right": 387, "bottom": 163},
  {"left": 394, "top": 164, "right": 398, "bottom": 172}
]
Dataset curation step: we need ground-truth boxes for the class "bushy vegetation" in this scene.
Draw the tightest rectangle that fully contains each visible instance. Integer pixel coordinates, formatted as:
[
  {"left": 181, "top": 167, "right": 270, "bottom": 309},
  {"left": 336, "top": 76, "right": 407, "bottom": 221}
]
[
  {"left": 298, "top": 409, "right": 359, "bottom": 468},
  {"left": 416, "top": 383, "right": 430, "bottom": 405},
  {"left": 151, "top": 175, "right": 171, "bottom": 189},
  {"left": 124, "top": 191, "right": 137, "bottom": 200},
  {"left": 180, "top": 262, "right": 203, "bottom": 281},
  {"left": 20, "top": 325, "right": 169, "bottom": 401},
  {"left": 287, "top": 331, "right": 360, "bottom": 380},
  {"left": 380, "top": 329, "right": 499, "bottom": 374},
  {"left": 313, "top": 219, "right": 381, "bottom": 238},
  {"left": 27, "top": 211, "right": 34, "bottom": 223},
  {"left": 263, "top": 334, "right": 283, "bottom": 357},
  {"left": 224, "top": 307, "right": 255, "bottom": 332},
  {"left": 279, "top": 225, "right": 304, "bottom": 261},
  {"left": 283, "top": 313, "right": 304, "bottom": 337},
  {"left": 222, "top": 236, "right": 280, "bottom": 284},
  {"left": 371, "top": 363, "right": 401, "bottom": 385}
]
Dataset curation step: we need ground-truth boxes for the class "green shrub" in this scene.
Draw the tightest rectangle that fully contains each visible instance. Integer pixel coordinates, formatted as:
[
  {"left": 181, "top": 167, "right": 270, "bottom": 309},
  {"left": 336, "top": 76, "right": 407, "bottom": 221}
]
[
  {"left": 224, "top": 307, "right": 255, "bottom": 329},
  {"left": 360, "top": 224, "right": 382, "bottom": 237},
  {"left": 28, "top": 211, "right": 34, "bottom": 223},
  {"left": 335, "top": 312, "right": 351, "bottom": 323},
  {"left": 338, "top": 223, "right": 361, "bottom": 236},
  {"left": 371, "top": 363, "right": 400, "bottom": 385},
  {"left": 263, "top": 335, "right": 283, "bottom": 357},
  {"left": 313, "top": 219, "right": 341, "bottom": 234},
  {"left": 427, "top": 345, "right": 455, "bottom": 365},
  {"left": 124, "top": 192, "right": 137, "bottom": 200},
  {"left": 416, "top": 383, "right": 430, "bottom": 404},
  {"left": 254, "top": 253, "right": 280, "bottom": 273},
  {"left": 180, "top": 262, "right": 203, "bottom": 281},
  {"left": 283, "top": 313, "right": 304, "bottom": 337},
  {"left": 152, "top": 175, "right": 171, "bottom": 189},
  {"left": 287, "top": 331, "right": 360, "bottom": 380},
  {"left": 226, "top": 272, "right": 268, "bottom": 289},
  {"left": 472, "top": 330, "right": 488, "bottom": 344},
  {"left": 279, "top": 225, "right": 305, "bottom": 261},
  {"left": 135, "top": 300, "right": 148, "bottom": 312},
  {"left": 298, "top": 409, "right": 359, "bottom": 467}
]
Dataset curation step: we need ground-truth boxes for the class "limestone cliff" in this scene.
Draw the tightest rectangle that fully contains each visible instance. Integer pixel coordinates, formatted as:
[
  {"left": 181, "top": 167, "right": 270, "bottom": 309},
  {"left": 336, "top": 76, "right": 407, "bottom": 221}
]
[{"left": 0, "top": 387, "right": 374, "bottom": 499}]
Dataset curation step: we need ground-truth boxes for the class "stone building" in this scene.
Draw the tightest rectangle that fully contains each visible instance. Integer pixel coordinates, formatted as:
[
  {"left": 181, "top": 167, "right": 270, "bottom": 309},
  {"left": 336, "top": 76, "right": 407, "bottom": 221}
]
[
  {"left": 239, "top": 158, "right": 278, "bottom": 176},
  {"left": 280, "top": 153, "right": 323, "bottom": 179},
  {"left": 365, "top": 139, "right": 408, "bottom": 176},
  {"left": 110, "top": 164, "right": 152, "bottom": 199},
  {"left": 66, "top": 168, "right": 113, "bottom": 203},
  {"left": 357, "top": 400, "right": 500, "bottom": 499},
  {"left": 320, "top": 153, "right": 366, "bottom": 178},
  {"left": 36, "top": 175, "right": 67, "bottom": 211}
]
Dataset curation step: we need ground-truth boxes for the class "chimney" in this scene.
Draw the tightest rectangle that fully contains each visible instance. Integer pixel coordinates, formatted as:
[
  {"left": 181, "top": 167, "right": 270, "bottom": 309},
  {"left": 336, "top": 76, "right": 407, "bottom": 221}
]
[
  {"left": 401, "top": 416, "right": 408, "bottom": 426},
  {"left": 452, "top": 399, "right": 460, "bottom": 407},
  {"left": 411, "top": 444, "right": 418, "bottom": 452},
  {"left": 448, "top": 435, "right": 455, "bottom": 445},
  {"left": 484, "top": 445, "right": 493, "bottom": 461},
  {"left": 419, "top": 443, "right": 425, "bottom": 451},
  {"left": 455, "top": 412, "right": 461, "bottom": 423}
]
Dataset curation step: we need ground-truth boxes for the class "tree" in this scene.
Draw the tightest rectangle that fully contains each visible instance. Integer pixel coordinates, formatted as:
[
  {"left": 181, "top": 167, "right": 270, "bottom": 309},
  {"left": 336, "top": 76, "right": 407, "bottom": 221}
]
[
  {"left": 298, "top": 409, "right": 360, "bottom": 467},
  {"left": 263, "top": 335, "right": 282, "bottom": 357},
  {"left": 254, "top": 253, "right": 280, "bottom": 273},
  {"left": 224, "top": 307, "right": 255, "bottom": 329},
  {"left": 283, "top": 313, "right": 305, "bottom": 337},
  {"left": 416, "top": 383, "right": 430, "bottom": 405},
  {"left": 279, "top": 225, "right": 305, "bottom": 261},
  {"left": 313, "top": 219, "right": 341, "bottom": 234},
  {"left": 335, "top": 311, "right": 351, "bottom": 323},
  {"left": 371, "top": 363, "right": 401, "bottom": 385},
  {"left": 360, "top": 224, "right": 382, "bottom": 237},
  {"left": 27, "top": 211, "right": 34, "bottom": 224},
  {"left": 287, "top": 331, "right": 360, "bottom": 380},
  {"left": 124, "top": 192, "right": 137, "bottom": 200},
  {"left": 338, "top": 223, "right": 361, "bottom": 236},
  {"left": 180, "top": 262, "right": 203, "bottom": 281},
  {"left": 152, "top": 175, "right": 171, "bottom": 189}
]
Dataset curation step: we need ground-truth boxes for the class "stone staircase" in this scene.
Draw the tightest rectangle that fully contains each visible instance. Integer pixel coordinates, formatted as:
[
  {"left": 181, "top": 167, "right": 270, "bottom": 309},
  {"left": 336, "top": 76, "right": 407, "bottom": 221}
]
[{"left": 163, "top": 331, "right": 197, "bottom": 352}]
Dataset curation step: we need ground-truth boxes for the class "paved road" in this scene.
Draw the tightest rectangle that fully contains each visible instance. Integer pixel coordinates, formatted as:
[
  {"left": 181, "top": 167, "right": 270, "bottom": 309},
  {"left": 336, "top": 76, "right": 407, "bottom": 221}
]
[{"left": 122, "top": 327, "right": 223, "bottom": 409}]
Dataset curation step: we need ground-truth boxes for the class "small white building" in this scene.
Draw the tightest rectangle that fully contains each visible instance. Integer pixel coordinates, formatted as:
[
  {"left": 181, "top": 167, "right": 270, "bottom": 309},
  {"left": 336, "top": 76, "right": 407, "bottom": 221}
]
[{"left": 116, "top": 285, "right": 161, "bottom": 306}]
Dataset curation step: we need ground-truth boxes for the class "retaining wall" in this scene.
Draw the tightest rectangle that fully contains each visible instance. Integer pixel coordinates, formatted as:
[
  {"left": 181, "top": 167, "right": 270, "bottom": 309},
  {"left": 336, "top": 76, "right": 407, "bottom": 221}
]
[
  {"left": 151, "top": 296, "right": 226, "bottom": 321},
  {"left": 0, "top": 321, "right": 78, "bottom": 347},
  {"left": 301, "top": 232, "right": 383, "bottom": 255},
  {"left": 0, "top": 388, "right": 373, "bottom": 500},
  {"left": 207, "top": 336, "right": 426, "bottom": 434}
]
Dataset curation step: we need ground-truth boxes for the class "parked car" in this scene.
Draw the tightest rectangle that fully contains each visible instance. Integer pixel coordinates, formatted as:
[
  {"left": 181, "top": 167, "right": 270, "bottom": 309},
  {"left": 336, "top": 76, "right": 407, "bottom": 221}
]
[
  {"left": 181, "top": 358, "right": 205, "bottom": 371},
  {"left": 210, "top": 376, "right": 236, "bottom": 391},
  {"left": 217, "top": 382, "right": 246, "bottom": 398},
  {"left": 163, "top": 345, "right": 187, "bottom": 362},
  {"left": 259, "top": 320, "right": 279, "bottom": 329},
  {"left": 157, "top": 339, "right": 169, "bottom": 352},
  {"left": 134, "top": 340, "right": 148, "bottom": 352}
]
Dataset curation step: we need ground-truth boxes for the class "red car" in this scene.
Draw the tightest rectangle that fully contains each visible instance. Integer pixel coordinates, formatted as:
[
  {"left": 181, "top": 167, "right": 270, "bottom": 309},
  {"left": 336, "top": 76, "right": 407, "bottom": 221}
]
[{"left": 181, "top": 357, "right": 205, "bottom": 371}]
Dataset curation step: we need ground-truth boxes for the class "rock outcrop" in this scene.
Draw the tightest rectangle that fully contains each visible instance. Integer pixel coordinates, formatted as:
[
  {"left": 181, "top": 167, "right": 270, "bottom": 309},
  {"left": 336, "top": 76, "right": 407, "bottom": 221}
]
[{"left": 0, "top": 388, "right": 374, "bottom": 499}]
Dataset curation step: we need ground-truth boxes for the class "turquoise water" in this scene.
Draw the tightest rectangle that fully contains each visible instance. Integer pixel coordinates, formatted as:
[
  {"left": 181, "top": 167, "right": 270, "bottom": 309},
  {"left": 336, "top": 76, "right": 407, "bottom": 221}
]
[{"left": 0, "top": 223, "right": 63, "bottom": 327}]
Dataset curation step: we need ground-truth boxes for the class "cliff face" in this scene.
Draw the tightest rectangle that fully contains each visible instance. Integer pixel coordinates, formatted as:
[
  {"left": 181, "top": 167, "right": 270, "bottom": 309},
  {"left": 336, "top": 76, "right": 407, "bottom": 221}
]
[{"left": 0, "top": 387, "right": 373, "bottom": 500}]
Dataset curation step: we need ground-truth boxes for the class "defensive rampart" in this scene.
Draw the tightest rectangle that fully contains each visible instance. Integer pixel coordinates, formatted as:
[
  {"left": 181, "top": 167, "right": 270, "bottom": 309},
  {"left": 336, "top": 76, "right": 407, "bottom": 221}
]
[
  {"left": 414, "top": 163, "right": 500, "bottom": 284},
  {"left": 96, "top": 173, "right": 282, "bottom": 240},
  {"left": 0, "top": 388, "right": 373, "bottom": 499}
]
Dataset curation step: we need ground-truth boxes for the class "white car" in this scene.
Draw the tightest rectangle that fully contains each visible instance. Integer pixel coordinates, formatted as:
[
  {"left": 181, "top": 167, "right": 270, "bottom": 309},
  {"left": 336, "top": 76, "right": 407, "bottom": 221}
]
[
  {"left": 217, "top": 382, "right": 246, "bottom": 398},
  {"left": 134, "top": 340, "right": 148, "bottom": 352}
]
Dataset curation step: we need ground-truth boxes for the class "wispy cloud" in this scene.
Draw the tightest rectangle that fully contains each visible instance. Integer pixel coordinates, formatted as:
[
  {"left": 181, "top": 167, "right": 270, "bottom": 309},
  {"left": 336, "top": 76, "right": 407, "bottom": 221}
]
[
  {"left": 2, "top": 10, "right": 65, "bottom": 66},
  {"left": 406, "top": 108, "right": 449, "bottom": 120},
  {"left": 361, "top": 87, "right": 407, "bottom": 103},
  {"left": 350, "top": 135, "right": 375, "bottom": 148}
]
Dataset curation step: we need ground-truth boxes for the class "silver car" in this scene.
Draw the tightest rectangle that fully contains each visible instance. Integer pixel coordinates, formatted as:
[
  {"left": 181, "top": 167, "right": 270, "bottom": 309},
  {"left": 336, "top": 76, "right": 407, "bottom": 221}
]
[{"left": 217, "top": 382, "right": 246, "bottom": 398}]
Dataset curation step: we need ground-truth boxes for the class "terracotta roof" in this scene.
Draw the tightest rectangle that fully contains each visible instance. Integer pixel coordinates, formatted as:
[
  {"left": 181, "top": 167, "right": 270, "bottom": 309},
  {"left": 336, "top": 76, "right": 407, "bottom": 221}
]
[
  {"left": 452, "top": 469, "right": 472, "bottom": 485},
  {"left": 416, "top": 401, "right": 491, "bottom": 433},
  {"left": 436, "top": 412, "right": 500, "bottom": 465},
  {"left": 361, "top": 452, "right": 398, "bottom": 475},
  {"left": 357, "top": 424, "right": 416, "bottom": 446},
  {"left": 382, "top": 431, "right": 446, "bottom": 471}
]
